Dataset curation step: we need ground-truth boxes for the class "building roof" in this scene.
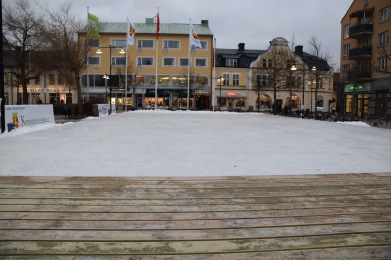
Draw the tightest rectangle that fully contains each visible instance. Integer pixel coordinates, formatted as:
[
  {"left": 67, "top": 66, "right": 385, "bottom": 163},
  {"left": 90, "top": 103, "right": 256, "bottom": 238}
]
[
  {"left": 82, "top": 21, "right": 213, "bottom": 36},
  {"left": 216, "top": 48, "right": 264, "bottom": 57}
]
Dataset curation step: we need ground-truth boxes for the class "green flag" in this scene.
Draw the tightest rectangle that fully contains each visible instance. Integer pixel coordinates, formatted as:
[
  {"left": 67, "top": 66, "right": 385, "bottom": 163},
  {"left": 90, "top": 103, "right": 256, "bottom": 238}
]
[
  {"left": 87, "top": 12, "right": 100, "bottom": 38},
  {"left": 88, "top": 13, "right": 99, "bottom": 25}
]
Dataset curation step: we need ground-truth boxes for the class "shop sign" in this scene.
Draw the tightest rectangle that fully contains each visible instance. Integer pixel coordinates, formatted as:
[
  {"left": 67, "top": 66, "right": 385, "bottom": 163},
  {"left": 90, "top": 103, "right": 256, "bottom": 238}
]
[
  {"left": 344, "top": 83, "right": 370, "bottom": 93},
  {"left": 226, "top": 92, "right": 237, "bottom": 97},
  {"left": 28, "top": 88, "right": 60, "bottom": 93},
  {"left": 4, "top": 105, "right": 55, "bottom": 131}
]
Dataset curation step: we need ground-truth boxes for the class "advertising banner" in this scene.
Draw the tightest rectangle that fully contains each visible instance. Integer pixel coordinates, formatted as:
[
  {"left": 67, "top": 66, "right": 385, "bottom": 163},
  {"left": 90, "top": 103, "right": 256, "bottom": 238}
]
[
  {"left": 97, "top": 104, "right": 116, "bottom": 117},
  {"left": 5, "top": 105, "right": 55, "bottom": 131}
]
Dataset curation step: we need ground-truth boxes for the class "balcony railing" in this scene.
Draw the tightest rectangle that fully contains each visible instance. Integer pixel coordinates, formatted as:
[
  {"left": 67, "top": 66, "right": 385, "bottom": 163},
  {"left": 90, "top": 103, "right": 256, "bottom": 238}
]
[
  {"left": 349, "top": 47, "right": 372, "bottom": 59},
  {"left": 349, "top": 23, "right": 373, "bottom": 38}
]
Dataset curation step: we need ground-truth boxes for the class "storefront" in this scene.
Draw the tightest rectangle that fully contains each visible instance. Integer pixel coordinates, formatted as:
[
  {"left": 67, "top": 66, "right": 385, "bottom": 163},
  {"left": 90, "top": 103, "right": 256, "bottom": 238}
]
[
  {"left": 344, "top": 83, "right": 370, "bottom": 118},
  {"left": 218, "top": 92, "right": 247, "bottom": 111}
]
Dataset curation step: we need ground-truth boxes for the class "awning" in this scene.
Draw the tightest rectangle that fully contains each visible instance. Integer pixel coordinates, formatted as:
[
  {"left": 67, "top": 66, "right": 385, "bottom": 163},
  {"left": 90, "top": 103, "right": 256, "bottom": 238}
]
[{"left": 218, "top": 92, "right": 247, "bottom": 98}]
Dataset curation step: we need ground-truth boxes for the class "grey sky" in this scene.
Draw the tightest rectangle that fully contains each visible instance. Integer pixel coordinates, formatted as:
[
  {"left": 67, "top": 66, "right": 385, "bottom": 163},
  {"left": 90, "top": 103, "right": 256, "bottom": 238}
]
[{"left": 4, "top": 0, "right": 353, "bottom": 69}]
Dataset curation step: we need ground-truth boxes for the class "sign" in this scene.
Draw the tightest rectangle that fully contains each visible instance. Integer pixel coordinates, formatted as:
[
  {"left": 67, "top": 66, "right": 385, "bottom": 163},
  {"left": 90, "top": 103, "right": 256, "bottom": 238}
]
[
  {"left": 226, "top": 92, "right": 237, "bottom": 97},
  {"left": 96, "top": 104, "right": 116, "bottom": 116},
  {"left": 27, "top": 88, "right": 60, "bottom": 93},
  {"left": 5, "top": 105, "right": 55, "bottom": 131}
]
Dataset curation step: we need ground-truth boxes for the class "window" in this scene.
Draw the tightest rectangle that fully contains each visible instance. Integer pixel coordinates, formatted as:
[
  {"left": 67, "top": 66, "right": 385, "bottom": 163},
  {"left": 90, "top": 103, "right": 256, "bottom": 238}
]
[
  {"left": 163, "top": 58, "right": 175, "bottom": 67},
  {"left": 226, "top": 59, "right": 238, "bottom": 67},
  {"left": 223, "top": 74, "right": 230, "bottom": 85},
  {"left": 111, "top": 57, "right": 126, "bottom": 66},
  {"left": 84, "top": 39, "right": 100, "bottom": 48},
  {"left": 233, "top": 74, "right": 239, "bottom": 86},
  {"left": 49, "top": 74, "right": 55, "bottom": 84},
  {"left": 111, "top": 39, "right": 126, "bottom": 48},
  {"left": 380, "top": 7, "right": 389, "bottom": 23},
  {"left": 87, "top": 56, "right": 100, "bottom": 65},
  {"left": 163, "top": 40, "right": 180, "bottom": 49},
  {"left": 378, "top": 31, "right": 389, "bottom": 47},
  {"left": 378, "top": 56, "right": 387, "bottom": 71},
  {"left": 195, "top": 58, "right": 207, "bottom": 67},
  {"left": 342, "top": 64, "right": 350, "bottom": 80},
  {"left": 343, "top": 44, "right": 350, "bottom": 58},
  {"left": 344, "top": 24, "right": 350, "bottom": 39},
  {"left": 137, "top": 40, "right": 154, "bottom": 48},
  {"left": 262, "top": 59, "right": 272, "bottom": 68},
  {"left": 200, "top": 41, "right": 207, "bottom": 49},
  {"left": 358, "top": 38, "right": 371, "bottom": 48},
  {"left": 179, "top": 58, "right": 189, "bottom": 67},
  {"left": 137, "top": 57, "right": 153, "bottom": 66}
]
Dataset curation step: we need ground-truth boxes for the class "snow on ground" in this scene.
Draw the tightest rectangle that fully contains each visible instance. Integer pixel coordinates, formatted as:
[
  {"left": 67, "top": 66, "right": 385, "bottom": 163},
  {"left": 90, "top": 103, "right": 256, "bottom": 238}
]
[{"left": 1, "top": 110, "right": 390, "bottom": 176}]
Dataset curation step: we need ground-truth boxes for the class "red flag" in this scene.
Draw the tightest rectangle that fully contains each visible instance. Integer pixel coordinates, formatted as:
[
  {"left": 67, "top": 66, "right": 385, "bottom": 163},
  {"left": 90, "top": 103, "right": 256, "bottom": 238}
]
[{"left": 156, "top": 12, "right": 160, "bottom": 39}]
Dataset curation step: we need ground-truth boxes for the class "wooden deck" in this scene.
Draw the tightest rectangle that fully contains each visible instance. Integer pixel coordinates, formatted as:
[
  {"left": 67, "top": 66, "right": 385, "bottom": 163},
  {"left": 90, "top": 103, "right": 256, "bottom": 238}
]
[{"left": 0, "top": 173, "right": 390, "bottom": 259}]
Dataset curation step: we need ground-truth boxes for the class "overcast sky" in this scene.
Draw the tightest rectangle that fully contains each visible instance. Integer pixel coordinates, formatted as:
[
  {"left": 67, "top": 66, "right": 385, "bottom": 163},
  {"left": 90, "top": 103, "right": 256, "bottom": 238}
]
[{"left": 4, "top": 0, "right": 353, "bottom": 69}]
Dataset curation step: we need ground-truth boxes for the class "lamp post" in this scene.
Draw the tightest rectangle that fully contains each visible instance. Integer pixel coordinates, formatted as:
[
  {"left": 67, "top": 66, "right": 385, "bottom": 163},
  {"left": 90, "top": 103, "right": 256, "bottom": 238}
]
[
  {"left": 312, "top": 66, "right": 319, "bottom": 120},
  {"left": 96, "top": 45, "right": 125, "bottom": 115},
  {"left": 103, "top": 73, "right": 109, "bottom": 102},
  {"left": 289, "top": 64, "right": 297, "bottom": 116},
  {"left": 219, "top": 76, "right": 224, "bottom": 111}
]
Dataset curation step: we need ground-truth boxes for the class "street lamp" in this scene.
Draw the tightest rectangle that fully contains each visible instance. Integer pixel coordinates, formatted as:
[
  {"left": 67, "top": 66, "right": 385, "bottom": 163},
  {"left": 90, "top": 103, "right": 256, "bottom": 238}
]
[
  {"left": 103, "top": 73, "right": 109, "bottom": 102},
  {"left": 289, "top": 64, "right": 297, "bottom": 116},
  {"left": 218, "top": 76, "right": 224, "bottom": 111},
  {"left": 312, "top": 66, "right": 319, "bottom": 120},
  {"left": 96, "top": 45, "right": 117, "bottom": 114}
]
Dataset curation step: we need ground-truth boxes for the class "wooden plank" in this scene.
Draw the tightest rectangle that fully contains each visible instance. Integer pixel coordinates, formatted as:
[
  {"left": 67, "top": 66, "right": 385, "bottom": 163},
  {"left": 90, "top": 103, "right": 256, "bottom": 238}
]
[
  {"left": 1, "top": 222, "right": 390, "bottom": 241},
  {"left": 0, "top": 174, "right": 390, "bottom": 257},
  {"left": 1, "top": 214, "right": 390, "bottom": 230},
  {"left": 1, "top": 233, "right": 391, "bottom": 255}
]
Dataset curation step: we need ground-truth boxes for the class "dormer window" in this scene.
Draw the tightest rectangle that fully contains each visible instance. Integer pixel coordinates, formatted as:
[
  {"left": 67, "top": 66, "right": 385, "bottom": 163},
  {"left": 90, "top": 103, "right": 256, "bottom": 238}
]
[{"left": 226, "top": 58, "right": 238, "bottom": 67}]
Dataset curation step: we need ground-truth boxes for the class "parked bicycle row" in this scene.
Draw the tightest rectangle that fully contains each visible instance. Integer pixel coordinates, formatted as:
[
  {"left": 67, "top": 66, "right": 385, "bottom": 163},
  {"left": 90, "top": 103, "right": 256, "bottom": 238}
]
[{"left": 276, "top": 108, "right": 388, "bottom": 128}]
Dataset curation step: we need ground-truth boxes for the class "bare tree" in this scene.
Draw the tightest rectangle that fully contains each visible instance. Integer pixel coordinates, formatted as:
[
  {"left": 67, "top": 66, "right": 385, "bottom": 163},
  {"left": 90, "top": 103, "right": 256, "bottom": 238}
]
[
  {"left": 308, "top": 35, "right": 336, "bottom": 69},
  {"left": 252, "top": 47, "right": 296, "bottom": 114},
  {"left": 2, "top": 0, "right": 46, "bottom": 104},
  {"left": 39, "top": 1, "right": 86, "bottom": 116}
]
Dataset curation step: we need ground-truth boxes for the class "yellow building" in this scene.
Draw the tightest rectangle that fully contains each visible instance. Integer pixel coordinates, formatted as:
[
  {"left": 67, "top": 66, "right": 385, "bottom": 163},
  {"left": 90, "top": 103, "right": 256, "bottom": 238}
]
[
  {"left": 215, "top": 38, "right": 334, "bottom": 115},
  {"left": 78, "top": 19, "right": 213, "bottom": 110},
  {"left": 341, "top": 0, "right": 391, "bottom": 118}
]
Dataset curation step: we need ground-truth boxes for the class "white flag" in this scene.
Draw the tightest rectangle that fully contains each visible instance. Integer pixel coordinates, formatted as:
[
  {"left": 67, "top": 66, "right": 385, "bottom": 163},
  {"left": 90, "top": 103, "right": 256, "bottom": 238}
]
[
  {"left": 189, "top": 23, "right": 202, "bottom": 48},
  {"left": 127, "top": 19, "right": 135, "bottom": 46}
]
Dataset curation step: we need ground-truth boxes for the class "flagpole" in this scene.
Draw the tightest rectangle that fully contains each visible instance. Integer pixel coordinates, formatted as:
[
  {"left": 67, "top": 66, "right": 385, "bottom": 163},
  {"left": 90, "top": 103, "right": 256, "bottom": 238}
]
[
  {"left": 155, "top": 8, "right": 159, "bottom": 110},
  {"left": 86, "top": 7, "right": 90, "bottom": 102},
  {"left": 187, "top": 18, "right": 191, "bottom": 111},
  {"left": 125, "top": 17, "right": 128, "bottom": 112},
  {"left": 212, "top": 37, "right": 216, "bottom": 112}
]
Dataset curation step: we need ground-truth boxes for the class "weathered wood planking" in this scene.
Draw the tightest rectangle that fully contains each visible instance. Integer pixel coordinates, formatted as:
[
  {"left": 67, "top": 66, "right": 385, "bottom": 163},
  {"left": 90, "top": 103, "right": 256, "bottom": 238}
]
[{"left": 0, "top": 173, "right": 390, "bottom": 258}]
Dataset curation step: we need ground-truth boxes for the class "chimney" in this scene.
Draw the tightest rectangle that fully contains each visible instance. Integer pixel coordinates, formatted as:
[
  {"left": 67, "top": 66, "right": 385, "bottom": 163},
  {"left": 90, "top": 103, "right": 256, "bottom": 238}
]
[
  {"left": 201, "top": 20, "right": 208, "bottom": 26},
  {"left": 238, "top": 43, "right": 245, "bottom": 51},
  {"left": 295, "top": 45, "right": 303, "bottom": 56}
]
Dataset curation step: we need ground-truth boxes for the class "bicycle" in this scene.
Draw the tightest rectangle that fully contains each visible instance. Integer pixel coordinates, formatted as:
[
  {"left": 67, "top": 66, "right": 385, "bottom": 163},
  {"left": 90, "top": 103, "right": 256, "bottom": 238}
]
[
  {"left": 372, "top": 117, "right": 388, "bottom": 128},
  {"left": 364, "top": 113, "right": 379, "bottom": 126}
]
